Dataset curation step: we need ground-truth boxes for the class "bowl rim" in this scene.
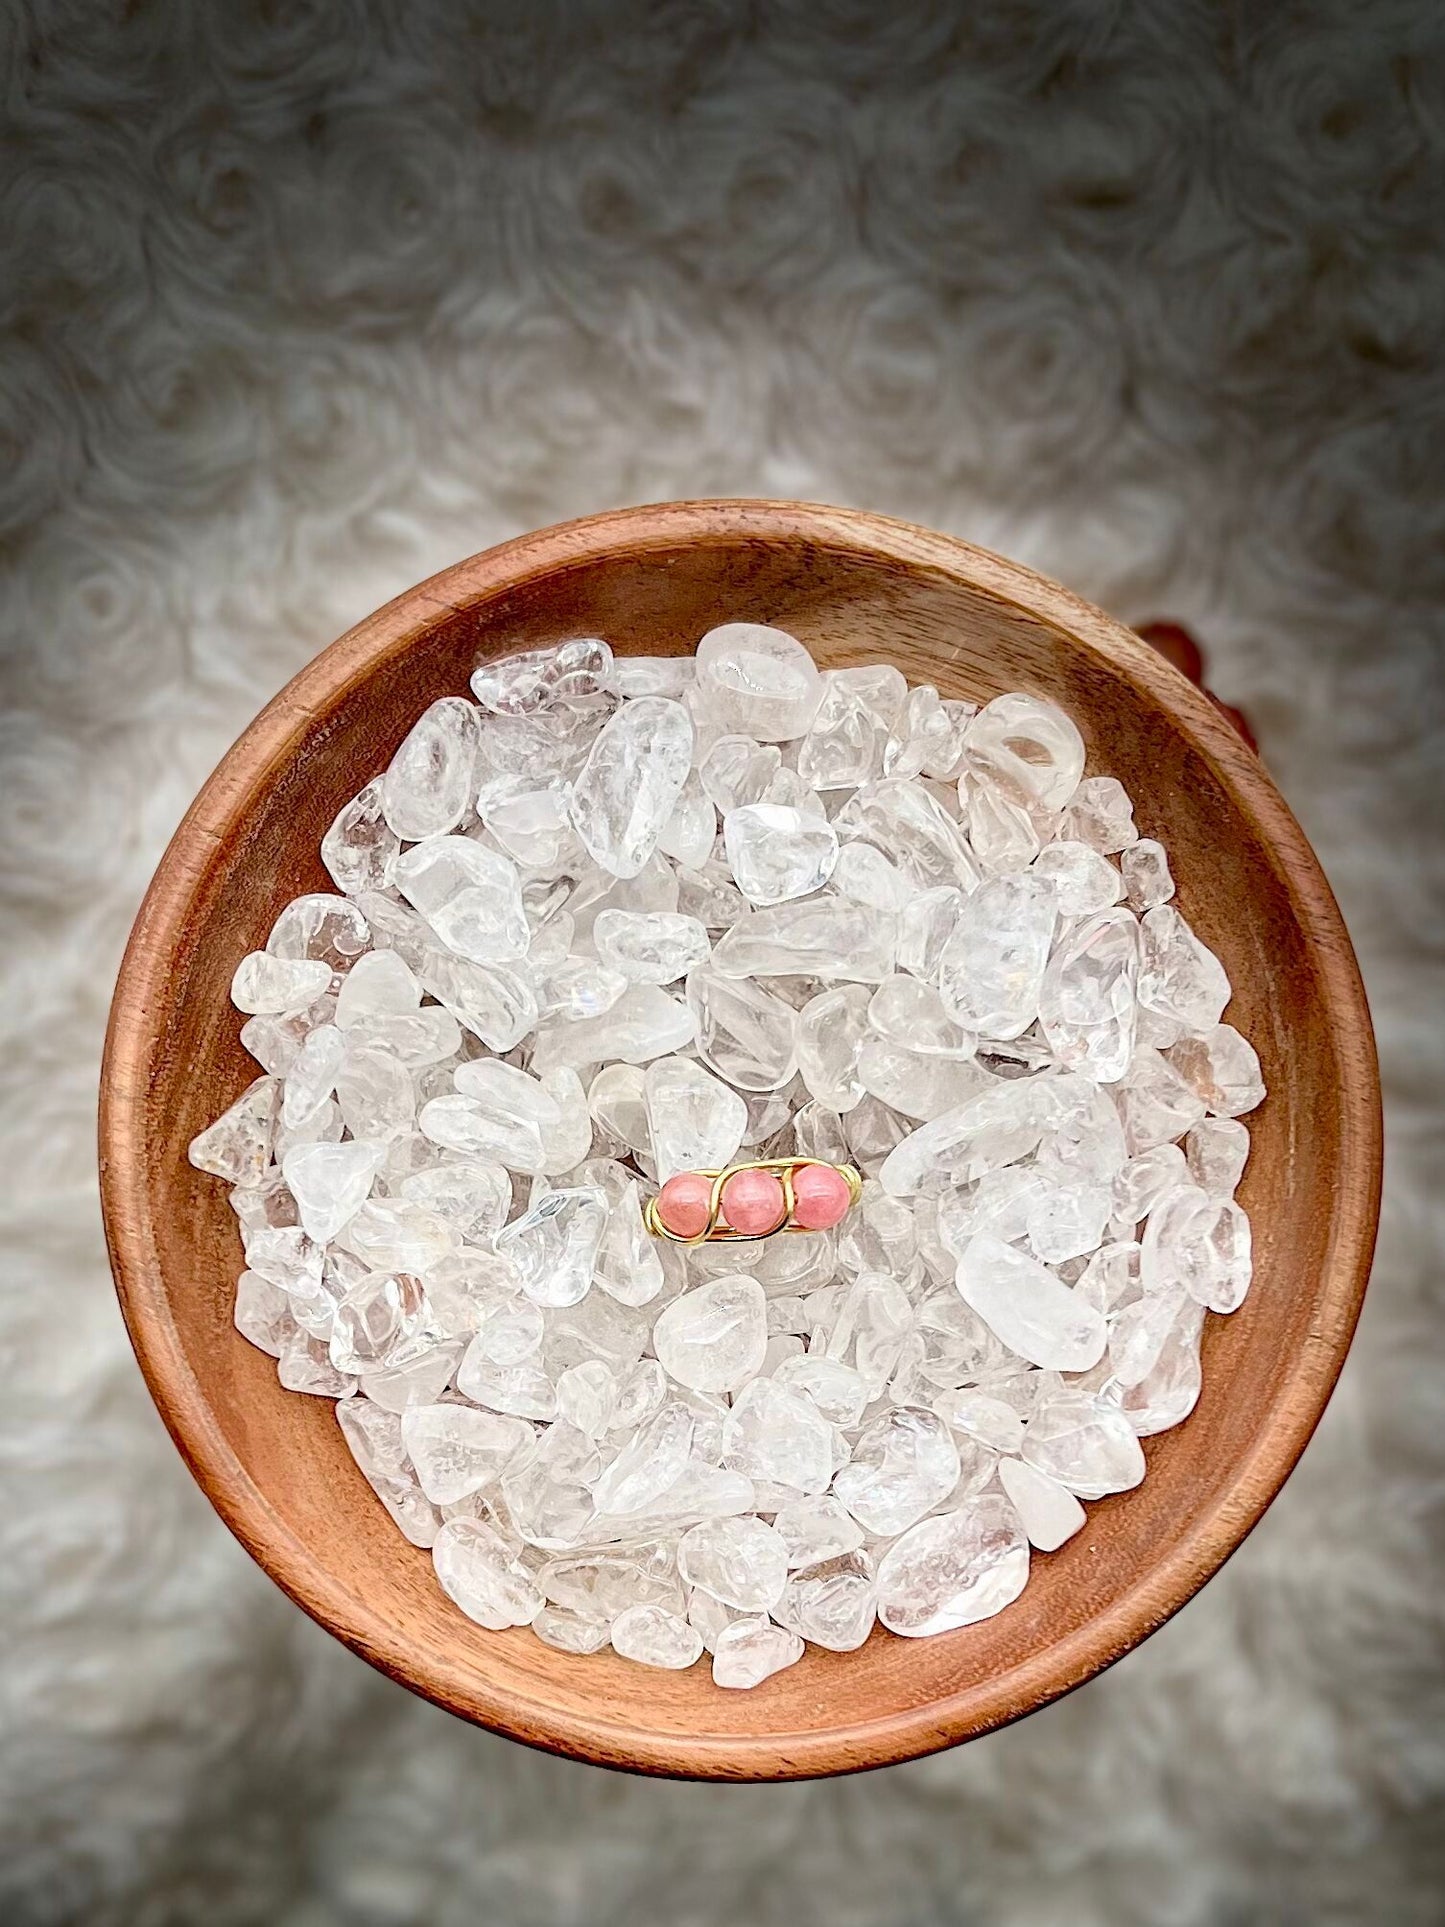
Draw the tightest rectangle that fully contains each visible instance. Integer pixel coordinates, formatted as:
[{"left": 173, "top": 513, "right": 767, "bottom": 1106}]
[{"left": 98, "top": 498, "right": 1383, "bottom": 1780}]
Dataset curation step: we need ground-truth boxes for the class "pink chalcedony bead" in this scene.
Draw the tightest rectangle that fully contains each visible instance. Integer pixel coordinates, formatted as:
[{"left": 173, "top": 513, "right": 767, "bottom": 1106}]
[
  {"left": 655, "top": 1171, "right": 715, "bottom": 1240},
  {"left": 790, "top": 1162, "right": 854, "bottom": 1230},
  {"left": 719, "top": 1167, "right": 788, "bottom": 1236}
]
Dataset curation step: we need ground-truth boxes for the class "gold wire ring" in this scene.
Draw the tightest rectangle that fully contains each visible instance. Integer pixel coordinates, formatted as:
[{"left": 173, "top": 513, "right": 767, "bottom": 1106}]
[{"left": 643, "top": 1157, "right": 863, "bottom": 1245}]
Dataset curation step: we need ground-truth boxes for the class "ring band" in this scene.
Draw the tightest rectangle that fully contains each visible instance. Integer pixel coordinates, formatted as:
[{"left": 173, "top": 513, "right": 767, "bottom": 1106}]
[{"left": 645, "top": 1158, "right": 862, "bottom": 1245}]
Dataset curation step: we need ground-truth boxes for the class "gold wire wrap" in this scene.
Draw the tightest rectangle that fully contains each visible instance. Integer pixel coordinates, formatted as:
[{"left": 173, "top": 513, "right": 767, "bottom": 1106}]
[{"left": 643, "top": 1157, "right": 863, "bottom": 1246}]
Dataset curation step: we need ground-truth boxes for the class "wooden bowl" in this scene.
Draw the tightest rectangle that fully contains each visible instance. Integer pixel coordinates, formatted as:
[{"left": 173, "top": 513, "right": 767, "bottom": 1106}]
[{"left": 99, "top": 500, "right": 1381, "bottom": 1780}]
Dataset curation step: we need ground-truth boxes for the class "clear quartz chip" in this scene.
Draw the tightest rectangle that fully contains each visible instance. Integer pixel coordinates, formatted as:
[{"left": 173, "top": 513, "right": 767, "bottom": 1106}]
[
  {"left": 1020, "top": 1390, "right": 1146, "bottom": 1498},
  {"left": 775, "top": 1550, "right": 876, "bottom": 1651},
  {"left": 875, "top": 1496, "right": 1030, "bottom": 1635},
  {"left": 722, "top": 1379, "right": 833, "bottom": 1495},
  {"left": 711, "top": 898, "right": 897, "bottom": 983},
  {"left": 1185, "top": 1117, "right": 1250, "bottom": 1198},
  {"left": 432, "top": 1517, "right": 543, "bottom": 1629},
  {"left": 568, "top": 696, "right": 693, "bottom": 878},
  {"left": 1121, "top": 837, "right": 1174, "bottom": 909},
  {"left": 955, "top": 1233, "right": 1107, "bottom": 1371},
  {"left": 380, "top": 697, "right": 480, "bottom": 841},
  {"left": 937, "top": 874, "right": 1056, "bottom": 1039},
  {"left": 610, "top": 1603, "right": 703, "bottom": 1669},
  {"left": 281, "top": 1139, "right": 383, "bottom": 1243},
  {"left": 393, "top": 836, "right": 529, "bottom": 965},
  {"left": 835, "top": 779, "right": 980, "bottom": 896},
  {"left": 653, "top": 1276, "right": 768, "bottom": 1394},
  {"left": 644, "top": 1057, "right": 747, "bottom": 1180},
  {"left": 678, "top": 1516, "right": 789, "bottom": 1611},
  {"left": 832, "top": 1408, "right": 961, "bottom": 1537},
  {"left": 231, "top": 953, "right": 333, "bottom": 1015},
  {"left": 531, "top": 985, "right": 696, "bottom": 1072},
  {"left": 267, "top": 895, "right": 370, "bottom": 971},
  {"left": 322, "top": 780, "right": 402, "bottom": 896},
  {"left": 1065, "top": 776, "right": 1137, "bottom": 853},
  {"left": 495, "top": 1188, "right": 607, "bottom": 1308},
  {"left": 1167, "top": 1025, "right": 1265, "bottom": 1117},
  {"left": 711, "top": 1617, "right": 804, "bottom": 1688},
  {"left": 724, "top": 802, "right": 838, "bottom": 904},
  {"left": 796, "top": 665, "right": 906, "bottom": 790},
  {"left": 593, "top": 909, "right": 711, "bottom": 983},
  {"left": 1038, "top": 906, "right": 1139, "bottom": 1083},
  {"left": 997, "top": 1456, "right": 1086, "bottom": 1550},
  {"left": 401, "top": 1404, "right": 532, "bottom": 1505},
  {"left": 1137, "top": 905, "right": 1232, "bottom": 1031},
  {"left": 965, "top": 693, "right": 1085, "bottom": 812},
  {"left": 188, "top": 1077, "right": 279, "bottom": 1184},
  {"left": 797, "top": 983, "right": 872, "bottom": 1112},
  {"left": 897, "top": 885, "right": 967, "bottom": 983},
  {"left": 694, "top": 624, "right": 823, "bottom": 741},
  {"left": 1030, "top": 840, "right": 1125, "bottom": 916},
  {"left": 687, "top": 969, "right": 797, "bottom": 1092}
]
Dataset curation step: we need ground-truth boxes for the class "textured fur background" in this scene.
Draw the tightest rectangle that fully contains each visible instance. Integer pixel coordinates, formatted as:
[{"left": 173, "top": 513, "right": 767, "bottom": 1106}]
[{"left": 2, "top": 2, "right": 1443, "bottom": 1921}]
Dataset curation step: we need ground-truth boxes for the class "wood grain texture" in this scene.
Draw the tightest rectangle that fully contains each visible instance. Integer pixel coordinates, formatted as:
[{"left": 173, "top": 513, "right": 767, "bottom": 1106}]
[{"left": 98, "top": 500, "right": 1382, "bottom": 1781}]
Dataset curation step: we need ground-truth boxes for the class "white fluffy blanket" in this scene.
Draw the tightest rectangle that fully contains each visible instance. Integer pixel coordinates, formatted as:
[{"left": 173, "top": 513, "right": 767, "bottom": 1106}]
[{"left": 3, "top": 3, "right": 1442, "bottom": 1921}]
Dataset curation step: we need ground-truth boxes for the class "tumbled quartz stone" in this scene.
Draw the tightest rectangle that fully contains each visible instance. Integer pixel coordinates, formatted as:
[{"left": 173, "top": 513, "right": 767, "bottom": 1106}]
[
  {"left": 380, "top": 696, "right": 480, "bottom": 841},
  {"left": 495, "top": 1187, "right": 606, "bottom": 1308},
  {"left": 833, "top": 1408, "right": 961, "bottom": 1538},
  {"left": 1168, "top": 1025, "right": 1265, "bottom": 1117},
  {"left": 1026, "top": 1181, "right": 1112, "bottom": 1263},
  {"left": 1116, "top": 1047, "right": 1208, "bottom": 1154},
  {"left": 724, "top": 802, "right": 838, "bottom": 904},
  {"left": 334, "top": 1044, "right": 415, "bottom": 1143},
  {"left": 610, "top": 1603, "right": 704, "bottom": 1669},
  {"left": 1118, "top": 1300, "right": 1205, "bottom": 1436},
  {"left": 644, "top": 1057, "right": 747, "bottom": 1181},
  {"left": 593, "top": 1177, "right": 666, "bottom": 1306},
  {"left": 699, "top": 735, "right": 781, "bottom": 813},
  {"left": 796, "top": 665, "right": 906, "bottom": 790},
  {"left": 1021, "top": 1390, "right": 1146, "bottom": 1498},
  {"left": 1137, "top": 905, "right": 1232, "bottom": 1031},
  {"left": 711, "top": 898, "right": 896, "bottom": 983},
  {"left": 1185, "top": 1117, "right": 1250, "bottom": 1198},
  {"left": 835, "top": 779, "right": 980, "bottom": 896},
  {"left": 712, "top": 1617, "right": 804, "bottom": 1689},
  {"left": 879, "top": 1079, "right": 1058, "bottom": 1197},
  {"left": 593, "top": 909, "right": 711, "bottom": 984},
  {"left": 334, "top": 948, "right": 420, "bottom": 1027},
  {"left": 678, "top": 1516, "right": 789, "bottom": 1611},
  {"left": 897, "top": 885, "right": 966, "bottom": 984},
  {"left": 234, "top": 1270, "right": 294, "bottom": 1356},
  {"left": 829, "top": 841, "right": 913, "bottom": 911},
  {"left": 555, "top": 1360, "right": 618, "bottom": 1439},
  {"left": 937, "top": 875, "right": 1056, "bottom": 1039},
  {"left": 1121, "top": 837, "right": 1174, "bottom": 910},
  {"left": 1031, "top": 840, "right": 1125, "bottom": 917},
  {"left": 772, "top": 1493, "right": 866, "bottom": 1569},
  {"left": 231, "top": 952, "right": 332, "bottom": 1016},
  {"left": 687, "top": 969, "right": 797, "bottom": 1091},
  {"left": 533, "top": 1605, "right": 612, "bottom": 1655},
  {"left": 776, "top": 1550, "right": 877, "bottom": 1652},
  {"left": 956, "top": 1233, "right": 1107, "bottom": 1371},
  {"left": 694, "top": 624, "right": 823, "bottom": 742},
  {"left": 267, "top": 894, "right": 370, "bottom": 973},
  {"left": 592, "top": 1404, "right": 694, "bottom": 1515},
  {"left": 653, "top": 1275, "right": 768, "bottom": 1394},
  {"left": 189, "top": 1077, "right": 279, "bottom": 1184},
  {"left": 532, "top": 986, "right": 696, "bottom": 1073},
  {"left": 456, "top": 1346, "right": 558, "bottom": 1420},
  {"left": 322, "top": 780, "right": 402, "bottom": 896},
  {"left": 1065, "top": 776, "right": 1137, "bottom": 853},
  {"left": 966, "top": 693, "right": 1085, "bottom": 813},
  {"left": 401, "top": 1404, "right": 532, "bottom": 1505},
  {"left": 281, "top": 1139, "right": 383, "bottom": 1244},
  {"left": 867, "top": 976, "right": 975, "bottom": 1060},
  {"left": 875, "top": 1495, "right": 1029, "bottom": 1635},
  {"left": 1038, "top": 907, "right": 1140, "bottom": 1084},
  {"left": 1113, "top": 1142, "right": 1189, "bottom": 1224},
  {"left": 997, "top": 1456, "right": 1086, "bottom": 1551},
  {"left": 392, "top": 836, "right": 528, "bottom": 965},
  {"left": 722, "top": 1379, "right": 833, "bottom": 1495},
  {"left": 932, "top": 1387, "right": 1025, "bottom": 1454},
  {"left": 884, "top": 683, "right": 971, "bottom": 782},
  {"left": 432, "top": 1517, "right": 542, "bottom": 1630},
  {"left": 965, "top": 778, "right": 1041, "bottom": 877},
  {"left": 470, "top": 638, "right": 615, "bottom": 715},
  {"left": 568, "top": 696, "right": 693, "bottom": 878}
]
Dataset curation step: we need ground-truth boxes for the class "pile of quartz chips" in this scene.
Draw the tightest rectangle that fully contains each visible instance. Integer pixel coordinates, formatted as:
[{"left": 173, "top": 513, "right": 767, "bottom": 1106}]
[{"left": 190, "top": 622, "right": 1263, "bottom": 1686}]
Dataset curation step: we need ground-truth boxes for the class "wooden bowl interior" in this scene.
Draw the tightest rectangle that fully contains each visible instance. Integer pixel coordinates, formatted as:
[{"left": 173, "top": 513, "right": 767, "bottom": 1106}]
[{"left": 107, "top": 513, "right": 1372, "bottom": 1778}]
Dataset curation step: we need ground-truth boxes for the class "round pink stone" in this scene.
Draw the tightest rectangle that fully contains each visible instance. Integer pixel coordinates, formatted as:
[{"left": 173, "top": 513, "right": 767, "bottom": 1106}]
[
  {"left": 655, "top": 1171, "right": 714, "bottom": 1240},
  {"left": 790, "top": 1162, "right": 853, "bottom": 1230},
  {"left": 719, "top": 1167, "right": 788, "bottom": 1236}
]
